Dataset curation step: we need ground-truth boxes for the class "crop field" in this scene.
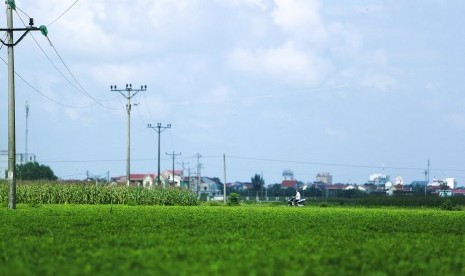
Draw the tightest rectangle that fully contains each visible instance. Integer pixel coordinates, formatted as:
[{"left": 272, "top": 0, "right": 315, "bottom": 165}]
[
  {"left": 1, "top": 205, "right": 464, "bottom": 275},
  {"left": 0, "top": 183, "right": 199, "bottom": 206}
]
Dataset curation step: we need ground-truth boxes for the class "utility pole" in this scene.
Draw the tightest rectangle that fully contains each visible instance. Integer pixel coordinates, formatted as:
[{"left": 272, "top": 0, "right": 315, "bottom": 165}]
[
  {"left": 25, "top": 101, "right": 29, "bottom": 164},
  {"left": 0, "top": 2, "right": 47, "bottom": 209},
  {"left": 425, "top": 159, "right": 430, "bottom": 196},
  {"left": 223, "top": 153, "right": 227, "bottom": 204},
  {"left": 111, "top": 84, "right": 147, "bottom": 186},
  {"left": 148, "top": 123, "right": 171, "bottom": 186},
  {"left": 178, "top": 161, "right": 188, "bottom": 188},
  {"left": 187, "top": 167, "right": 192, "bottom": 191},
  {"left": 195, "top": 153, "right": 202, "bottom": 198},
  {"left": 166, "top": 151, "right": 181, "bottom": 186}
]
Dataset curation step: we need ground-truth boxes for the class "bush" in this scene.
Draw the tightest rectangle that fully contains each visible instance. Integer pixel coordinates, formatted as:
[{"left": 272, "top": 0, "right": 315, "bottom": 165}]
[
  {"left": 319, "top": 202, "right": 330, "bottom": 208},
  {"left": 440, "top": 199, "right": 461, "bottom": 211},
  {"left": 227, "top": 193, "right": 240, "bottom": 206}
]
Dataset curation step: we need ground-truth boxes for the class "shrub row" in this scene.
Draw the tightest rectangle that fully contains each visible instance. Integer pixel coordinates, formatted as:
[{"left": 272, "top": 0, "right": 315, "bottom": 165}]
[
  {"left": 0, "top": 182, "right": 199, "bottom": 206},
  {"left": 287, "top": 195, "right": 465, "bottom": 207}
]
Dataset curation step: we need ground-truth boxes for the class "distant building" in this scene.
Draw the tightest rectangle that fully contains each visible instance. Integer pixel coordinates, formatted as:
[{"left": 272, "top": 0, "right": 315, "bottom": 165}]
[
  {"left": 368, "top": 173, "right": 390, "bottom": 187},
  {"left": 281, "top": 179, "right": 298, "bottom": 189},
  {"left": 429, "top": 178, "right": 456, "bottom": 189},
  {"left": 0, "top": 150, "right": 37, "bottom": 179},
  {"left": 283, "top": 169, "right": 294, "bottom": 180},
  {"left": 112, "top": 170, "right": 183, "bottom": 188},
  {"left": 316, "top": 173, "right": 332, "bottom": 185}
]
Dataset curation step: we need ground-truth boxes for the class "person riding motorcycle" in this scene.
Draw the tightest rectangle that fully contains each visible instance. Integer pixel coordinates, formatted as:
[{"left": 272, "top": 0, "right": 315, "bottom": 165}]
[{"left": 294, "top": 188, "right": 301, "bottom": 205}]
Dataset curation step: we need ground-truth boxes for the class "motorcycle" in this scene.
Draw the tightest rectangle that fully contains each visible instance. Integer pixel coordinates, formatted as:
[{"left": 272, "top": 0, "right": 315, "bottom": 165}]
[{"left": 287, "top": 196, "right": 306, "bottom": 207}]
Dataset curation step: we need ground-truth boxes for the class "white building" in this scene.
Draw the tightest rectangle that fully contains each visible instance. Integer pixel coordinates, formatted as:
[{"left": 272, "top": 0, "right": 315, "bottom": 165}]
[
  {"left": 316, "top": 173, "right": 332, "bottom": 185},
  {"left": 429, "top": 178, "right": 456, "bottom": 189},
  {"left": 369, "top": 173, "right": 390, "bottom": 186},
  {"left": 0, "top": 150, "right": 37, "bottom": 179}
]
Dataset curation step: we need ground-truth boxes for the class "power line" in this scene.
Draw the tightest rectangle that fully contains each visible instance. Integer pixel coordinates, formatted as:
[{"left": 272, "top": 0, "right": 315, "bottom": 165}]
[
  {"left": 13, "top": 9, "right": 118, "bottom": 110},
  {"left": 228, "top": 155, "right": 425, "bottom": 171},
  {"left": 47, "top": 36, "right": 115, "bottom": 109},
  {"left": 0, "top": 56, "right": 92, "bottom": 108},
  {"left": 48, "top": 0, "right": 80, "bottom": 27}
]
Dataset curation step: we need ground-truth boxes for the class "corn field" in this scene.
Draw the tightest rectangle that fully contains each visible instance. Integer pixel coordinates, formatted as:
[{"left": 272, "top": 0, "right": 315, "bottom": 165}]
[{"left": 0, "top": 181, "right": 199, "bottom": 206}]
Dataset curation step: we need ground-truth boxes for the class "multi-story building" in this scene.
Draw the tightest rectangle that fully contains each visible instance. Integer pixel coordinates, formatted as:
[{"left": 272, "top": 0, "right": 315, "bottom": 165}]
[
  {"left": 368, "top": 173, "right": 390, "bottom": 187},
  {"left": 316, "top": 173, "right": 332, "bottom": 185}
]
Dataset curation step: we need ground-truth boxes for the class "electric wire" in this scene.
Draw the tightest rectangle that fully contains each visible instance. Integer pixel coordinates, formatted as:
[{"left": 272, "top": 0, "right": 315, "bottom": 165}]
[
  {"left": 47, "top": 36, "right": 120, "bottom": 110},
  {"left": 0, "top": 15, "right": 87, "bottom": 108},
  {"left": 14, "top": 10, "right": 82, "bottom": 93},
  {"left": 13, "top": 8, "right": 119, "bottom": 110},
  {"left": 227, "top": 155, "right": 427, "bottom": 171},
  {"left": 47, "top": 0, "right": 80, "bottom": 27},
  {"left": 13, "top": 12, "right": 90, "bottom": 97},
  {"left": 0, "top": 56, "right": 92, "bottom": 108},
  {"left": 15, "top": 6, "right": 31, "bottom": 19}
]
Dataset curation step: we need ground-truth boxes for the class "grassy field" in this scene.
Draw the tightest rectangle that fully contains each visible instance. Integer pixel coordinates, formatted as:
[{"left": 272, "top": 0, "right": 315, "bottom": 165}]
[{"left": 1, "top": 204, "right": 464, "bottom": 275}]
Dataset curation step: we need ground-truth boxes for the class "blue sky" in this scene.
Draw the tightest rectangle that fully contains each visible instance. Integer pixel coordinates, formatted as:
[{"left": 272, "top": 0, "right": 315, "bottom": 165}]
[{"left": 0, "top": 0, "right": 464, "bottom": 185}]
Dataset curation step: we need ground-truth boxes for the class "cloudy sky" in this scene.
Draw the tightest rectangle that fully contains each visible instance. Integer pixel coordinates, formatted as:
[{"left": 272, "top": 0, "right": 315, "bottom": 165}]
[{"left": 0, "top": 0, "right": 464, "bottom": 185}]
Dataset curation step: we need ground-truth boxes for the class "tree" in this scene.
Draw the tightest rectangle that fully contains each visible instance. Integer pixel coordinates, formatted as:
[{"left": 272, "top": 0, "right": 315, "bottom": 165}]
[
  {"left": 251, "top": 173, "right": 264, "bottom": 199},
  {"left": 439, "top": 180, "right": 449, "bottom": 190},
  {"left": 16, "top": 162, "right": 58, "bottom": 181}
]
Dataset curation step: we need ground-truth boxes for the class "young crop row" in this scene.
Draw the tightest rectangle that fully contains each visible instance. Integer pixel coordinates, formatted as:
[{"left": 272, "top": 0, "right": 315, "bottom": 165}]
[
  {"left": 1, "top": 205, "right": 464, "bottom": 275},
  {"left": 0, "top": 182, "right": 199, "bottom": 206}
]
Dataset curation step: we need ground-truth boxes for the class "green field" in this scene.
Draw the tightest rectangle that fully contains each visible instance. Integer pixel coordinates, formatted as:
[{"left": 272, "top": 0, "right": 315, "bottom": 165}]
[{"left": 1, "top": 205, "right": 464, "bottom": 275}]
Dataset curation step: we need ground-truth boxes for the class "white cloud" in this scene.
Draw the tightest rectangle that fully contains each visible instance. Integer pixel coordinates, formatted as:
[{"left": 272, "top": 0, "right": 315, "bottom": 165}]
[
  {"left": 229, "top": 41, "right": 330, "bottom": 85},
  {"left": 148, "top": 0, "right": 196, "bottom": 28},
  {"left": 226, "top": 0, "right": 269, "bottom": 10},
  {"left": 272, "top": 0, "right": 327, "bottom": 43}
]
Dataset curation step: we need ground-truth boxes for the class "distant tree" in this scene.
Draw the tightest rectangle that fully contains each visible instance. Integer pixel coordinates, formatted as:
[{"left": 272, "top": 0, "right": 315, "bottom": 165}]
[
  {"left": 413, "top": 184, "right": 426, "bottom": 195},
  {"left": 343, "top": 188, "right": 364, "bottom": 198},
  {"left": 439, "top": 181, "right": 449, "bottom": 190},
  {"left": 251, "top": 174, "right": 264, "bottom": 198},
  {"left": 268, "top": 184, "right": 283, "bottom": 197},
  {"left": 307, "top": 184, "right": 322, "bottom": 197},
  {"left": 16, "top": 162, "right": 57, "bottom": 181}
]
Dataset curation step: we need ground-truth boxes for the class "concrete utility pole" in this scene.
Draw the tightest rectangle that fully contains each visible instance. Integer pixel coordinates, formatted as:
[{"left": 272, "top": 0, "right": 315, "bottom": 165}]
[
  {"left": 177, "top": 161, "right": 188, "bottom": 188},
  {"left": 25, "top": 101, "right": 29, "bottom": 164},
  {"left": 147, "top": 123, "right": 171, "bottom": 186},
  {"left": 195, "top": 153, "right": 202, "bottom": 198},
  {"left": 166, "top": 151, "right": 181, "bottom": 186},
  {"left": 223, "top": 153, "right": 227, "bottom": 204},
  {"left": 0, "top": 2, "right": 47, "bottom": 209},
  {"left": 111, "top": 84, "right": 147, "bottom": 186}
]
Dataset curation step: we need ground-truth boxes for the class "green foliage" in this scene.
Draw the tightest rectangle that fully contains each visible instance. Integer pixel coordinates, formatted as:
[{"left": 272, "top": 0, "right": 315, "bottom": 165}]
[
  {"left": 440, "top": 199, "right": 461, "bottom": 211},
  {"left": 16, "top": 162, "right": 57, "bottom": 181},
  {"left": 319, "top": 202, "right": 330, "bottom": 207},
  {"left": 1, "top": 206, "right": 465, "bottom": 275},
  {"left": 227, "top": 192, "right": 240, "bottom": 206},
  {"left": 356, "top": 195, "right": 465, "bottom": 207},
  {"left": 251, "top": 173, "right": 264, "bottom": 192},
  {"left": 204, "top": 200, "right": 224, "bottom": 206},
  {"left": 0, "top": 182, "right": 198, "bottom": 206}
]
